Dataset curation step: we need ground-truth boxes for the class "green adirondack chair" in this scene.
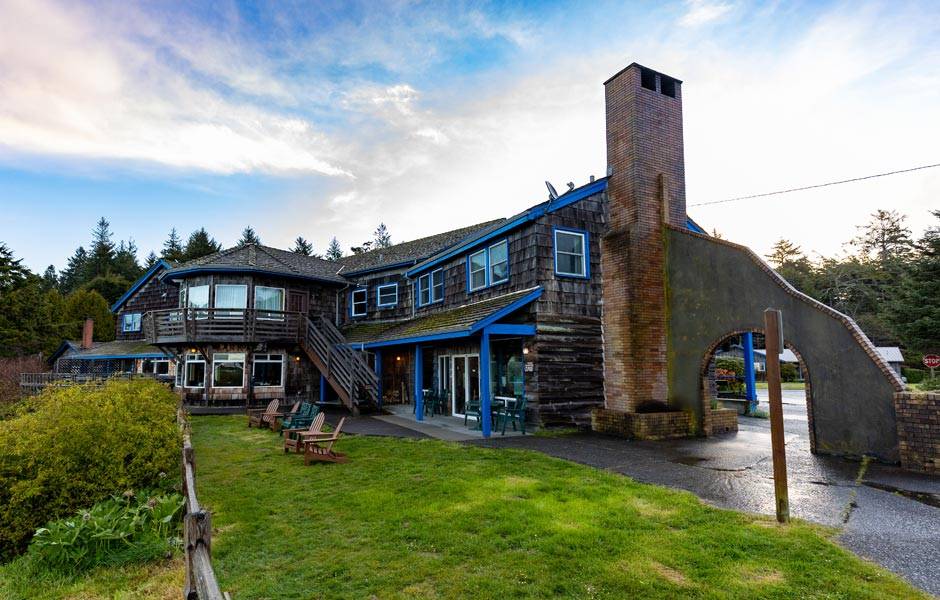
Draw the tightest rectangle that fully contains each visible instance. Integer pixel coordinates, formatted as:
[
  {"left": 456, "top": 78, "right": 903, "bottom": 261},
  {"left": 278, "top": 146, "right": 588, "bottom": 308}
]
[
  {"left": 280, "top": 402, "right": 318, "bottom": 431},
  {"left": 496, "top": 396, "right": 527, "bottom": 435}
]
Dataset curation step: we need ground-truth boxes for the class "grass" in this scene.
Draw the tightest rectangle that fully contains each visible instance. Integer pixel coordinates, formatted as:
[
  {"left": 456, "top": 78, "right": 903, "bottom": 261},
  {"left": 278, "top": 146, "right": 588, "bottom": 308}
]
[
  {"left": 755, "top": 381, "right": 806, "bottom": 391},
  {"left": 189, "top": 416, "right": 924, "bottom": 599}
]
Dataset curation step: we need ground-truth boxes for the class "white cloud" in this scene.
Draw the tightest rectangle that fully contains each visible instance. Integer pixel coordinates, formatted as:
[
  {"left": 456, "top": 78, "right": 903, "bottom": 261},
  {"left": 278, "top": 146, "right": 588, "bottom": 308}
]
[{"left": 680, "top": 0, "right": 733, "bottom": 27}]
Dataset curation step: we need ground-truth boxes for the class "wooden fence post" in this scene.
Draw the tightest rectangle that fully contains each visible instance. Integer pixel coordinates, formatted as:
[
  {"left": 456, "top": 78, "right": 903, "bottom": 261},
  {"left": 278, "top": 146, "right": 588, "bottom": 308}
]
[{"left": 764, "top": 308, "right": 790, "bottom": 523}]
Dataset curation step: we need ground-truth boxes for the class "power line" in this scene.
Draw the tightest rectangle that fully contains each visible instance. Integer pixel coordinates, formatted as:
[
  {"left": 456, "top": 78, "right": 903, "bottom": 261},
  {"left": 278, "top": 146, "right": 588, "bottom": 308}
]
[{"left": 689, "top": 162, "right": 940, "bottom": 207}]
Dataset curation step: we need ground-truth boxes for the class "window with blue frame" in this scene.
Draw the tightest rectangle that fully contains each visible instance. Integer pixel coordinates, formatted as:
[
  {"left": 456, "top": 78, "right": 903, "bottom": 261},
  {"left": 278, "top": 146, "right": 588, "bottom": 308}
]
[
  {"left": 122, "top": 313, "right": 141, "bottom": 332},
  {"left": 351, "top": 288, "right": 367, "bottom": 316},
  {"left": 554, "top": 229, "right": 589, "bottom": 278},
  {"left": 467, "top": 239, "right": 509, "bottom": 292},
  {"left": 418, "top": 269, "right": 444, "bottom": 306},
  {"left": 376, "top": 283, "right": 398, "bottom": 308}
]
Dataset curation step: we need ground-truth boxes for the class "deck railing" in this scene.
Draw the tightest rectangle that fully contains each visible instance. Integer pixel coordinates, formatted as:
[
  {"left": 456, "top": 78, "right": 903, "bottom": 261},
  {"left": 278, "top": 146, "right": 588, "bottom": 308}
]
[
  {"left": 144, "top": 308, "right": 303, "bottom": 345},
  {"left": 19, "top": 372, "right": 163, "bottom": 396}
]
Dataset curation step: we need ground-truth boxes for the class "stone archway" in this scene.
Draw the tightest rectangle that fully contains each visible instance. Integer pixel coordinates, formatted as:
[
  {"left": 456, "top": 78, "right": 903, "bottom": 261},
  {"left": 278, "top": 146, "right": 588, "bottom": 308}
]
[{"left": 665, "top": 226, "right": 903, "bottom": 462}]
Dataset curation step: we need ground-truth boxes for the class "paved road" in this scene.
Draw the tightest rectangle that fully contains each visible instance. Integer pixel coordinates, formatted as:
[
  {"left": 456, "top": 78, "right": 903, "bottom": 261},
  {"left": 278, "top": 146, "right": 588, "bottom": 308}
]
[{"left": 470, "top": 404, "right": 940, "bottom": 596}]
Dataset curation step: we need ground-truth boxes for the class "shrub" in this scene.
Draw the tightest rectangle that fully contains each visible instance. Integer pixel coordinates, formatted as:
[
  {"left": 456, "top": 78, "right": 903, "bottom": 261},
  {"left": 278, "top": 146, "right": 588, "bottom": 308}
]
[
  {"left": 920, "top": 377, "right": 940, "bottom": 391},
  {"left": 0, "top": 355, "right": 45, "bottom": 408},
  {"left": 0, "top": 378, "right": 180, "bottom": 560},
  {"left": 715, "top": 357, "right": 744, "bottom": 376},
  {"left": 902, "top": 367, "right": 925, "bottom": 384},
  {"left": 780, "top": 363, "right": 800, "bottom": 382}
]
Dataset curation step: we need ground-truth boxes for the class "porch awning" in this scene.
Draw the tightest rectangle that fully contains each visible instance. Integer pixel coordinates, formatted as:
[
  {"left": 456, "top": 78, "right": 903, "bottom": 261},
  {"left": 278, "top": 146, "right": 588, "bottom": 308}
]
[{"left": 343, "top": 287, "right": 542, "bottom": 349}]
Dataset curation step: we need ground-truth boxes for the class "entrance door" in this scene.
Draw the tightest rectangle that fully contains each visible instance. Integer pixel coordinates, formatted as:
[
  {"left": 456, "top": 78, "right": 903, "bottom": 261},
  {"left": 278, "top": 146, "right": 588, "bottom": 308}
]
[
  {"left": 447, "top": 354, "right": 480, "bottom": 417},
  {"left": 287, "top": 290, "right": 309, "bottom": 315}
]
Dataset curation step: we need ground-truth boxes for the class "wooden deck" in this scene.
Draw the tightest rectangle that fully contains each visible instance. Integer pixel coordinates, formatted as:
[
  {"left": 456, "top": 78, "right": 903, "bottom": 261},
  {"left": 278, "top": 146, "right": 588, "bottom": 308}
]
[{"left": 143, "top": 308, "right": 303, "bottom": 345}]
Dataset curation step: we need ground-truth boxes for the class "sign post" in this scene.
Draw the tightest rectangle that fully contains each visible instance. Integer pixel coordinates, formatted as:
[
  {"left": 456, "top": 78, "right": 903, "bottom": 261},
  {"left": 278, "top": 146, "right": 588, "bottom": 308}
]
[
  {"left": 764, "top": 308, "right": 790, "bottom": 524},
  {"left": 923, "top": 354, "right": 940, "bottom": 379}
]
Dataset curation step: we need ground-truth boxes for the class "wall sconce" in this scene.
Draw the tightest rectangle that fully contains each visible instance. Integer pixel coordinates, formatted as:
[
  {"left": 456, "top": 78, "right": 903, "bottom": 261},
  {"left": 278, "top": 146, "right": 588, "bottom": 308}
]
[
  {"left": 396, "top": 355, "right": 402, "bottom": 362},
  {"left": 294, "top": 356, "right": 301, "bottom": 362},
  {"left": 189, "top": 348, "right": 197, "bottom": 354},
  {"left": 522, "top": 346, "right": 530, "bottom": 355}
]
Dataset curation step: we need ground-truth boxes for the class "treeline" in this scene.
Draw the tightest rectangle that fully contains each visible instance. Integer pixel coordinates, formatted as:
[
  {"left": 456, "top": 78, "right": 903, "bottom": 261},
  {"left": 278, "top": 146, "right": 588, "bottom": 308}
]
[{"left": 765, "top": 209, "right": 939, "bottom": 359}]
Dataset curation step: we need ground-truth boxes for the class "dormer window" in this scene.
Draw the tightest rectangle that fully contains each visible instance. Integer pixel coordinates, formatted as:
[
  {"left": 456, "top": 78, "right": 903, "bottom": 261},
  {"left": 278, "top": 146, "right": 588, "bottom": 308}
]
[
  {"left": 418, "top": 269, "right": 444, "bottom": 306},
  {"left": 467, "top": 239, "right": 509, "bottom": 292}
]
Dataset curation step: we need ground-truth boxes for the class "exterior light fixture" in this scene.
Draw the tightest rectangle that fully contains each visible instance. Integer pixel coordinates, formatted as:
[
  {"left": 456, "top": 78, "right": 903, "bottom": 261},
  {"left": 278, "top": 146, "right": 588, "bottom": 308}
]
[
  {"left": 523, "top": 347, "right": 530, "bottom": 355},
  {"left": 294, "top": 356, "right": 301, "bottom": 362},
  {"left": 396, "top": 356, "right": 401, "bottom": 362}
]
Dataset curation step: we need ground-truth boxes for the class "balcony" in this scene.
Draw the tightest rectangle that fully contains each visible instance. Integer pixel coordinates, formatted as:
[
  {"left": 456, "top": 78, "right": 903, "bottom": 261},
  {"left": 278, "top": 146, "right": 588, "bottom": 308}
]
[{"left": 144, "top": 308, "right": 304, "bottom": 346}]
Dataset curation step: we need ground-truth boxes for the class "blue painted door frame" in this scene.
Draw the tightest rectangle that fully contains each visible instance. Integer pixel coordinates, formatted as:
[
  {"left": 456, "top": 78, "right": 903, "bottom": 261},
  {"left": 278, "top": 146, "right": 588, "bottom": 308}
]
[{"left": 743, "top": 331, "right": 758, "bottom": 413}]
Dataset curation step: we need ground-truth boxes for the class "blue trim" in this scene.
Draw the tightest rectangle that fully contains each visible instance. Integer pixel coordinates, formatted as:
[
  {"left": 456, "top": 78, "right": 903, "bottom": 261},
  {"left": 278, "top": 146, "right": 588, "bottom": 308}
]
[
  {"left": 480, "top": 329, "right": 492, "bottom": 438},
  {"left": 374, "top": 350, "right": 383, "bottom": 408},
  {"left": 743, "top": 331, "right": 758, "bottom": 412},
  {"left": 686, "top": 218, "right": 707, "bottom": 234},
  {"left": 70, "top": 353, "right": 166, "bottom": 360},
  {"left": 343, "top": 260, "right": 416, "bottom": 277},
  {"left": 320, "top": 374, "right": 327, "bottom": 403},
  {"left": 110, "top": 260, "right": 171, "bottom": 312},
  {"left": 375, "top": 283, "right": 398, "bottom": 308},
  {"left": 469, "top": 287, "right": 543, "bottom": 333},
  {"left": 553, "top": 227, "right": 590, "bottom": 279},
  {"left": 361, "top": 330, "right": 471, "bottom": 349},
  {"left": 466, "top": 239, "right": 509, "bottom": 294},
  {"left": 485, "top": 324, "right": 536, "bottom": 336},
  {"left": 162, "top": 266, "right": 344, "bottom": 286},
  {"left": 121, "top": 313, "right": 142, "bottom": 333},
  {"left": 407, "top": 179, "right": 607, "bottom": 277},
  {"left": 350, "top": 287, "right": 368, "bottom": 318}
]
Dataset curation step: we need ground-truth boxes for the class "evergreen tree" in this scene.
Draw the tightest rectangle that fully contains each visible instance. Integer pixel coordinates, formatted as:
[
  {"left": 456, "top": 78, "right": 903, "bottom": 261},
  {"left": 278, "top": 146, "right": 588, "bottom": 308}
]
[
  {"left": 237, "top": 226, "right": 261, "bottom": 247},
  {"left": 326, "top": 237, "right": 343, "bottom": 261},
  {"left": 890, "top": 210, "right": 940, "bottom": 353},
  {"left": 349, "top": 241, "right": 373, "bottom": 255},
  {"left": 183, "top": 228, "right": 221, "bottom": 261},
  {"left": 373, "top": 223, "right": 392, "bottom": 248},
  {"left": 63, "top": 289, "right": 115, "bottom": 343},
  {"left": 766, "top": 239, "right": 816, "bottom": 295},
  {"left": 851, "top": 209, "right": 914, "bottom": 264},
  {"left": 40, "top": 265, "right": 58, "bottom": 292},
  {"left": 143, "top": 251, "right": 159, "bottom": 269},
  {"left": 58, "top": 246, "right": 89, "bottom": 294},
  {"left": 83, "top": 274, "right": 133, "bottom": 305},
  {"left": 161, "top": 228, "right": 186, "bottom": 262},
  {"left": 0, "top": 243, "right": 28, "bottom": 293},
  {"left": 87, "top": 217, "right": 116, "bottom": 279},
  {"left": 113, "top": 239, "right": 142, "bottom": 281},
  {"left": 291, "top": 236, "right": 313, "bottom": 256},
  {"left": 766, "top": 239, "right": 803, "bottom": 267}
]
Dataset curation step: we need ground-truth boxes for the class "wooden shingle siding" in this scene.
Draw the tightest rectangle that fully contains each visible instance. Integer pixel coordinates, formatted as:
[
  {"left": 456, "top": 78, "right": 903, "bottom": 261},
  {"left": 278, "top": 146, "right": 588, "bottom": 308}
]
[{"left": 115, "top": 276, "right": 179, "bottom": 341}]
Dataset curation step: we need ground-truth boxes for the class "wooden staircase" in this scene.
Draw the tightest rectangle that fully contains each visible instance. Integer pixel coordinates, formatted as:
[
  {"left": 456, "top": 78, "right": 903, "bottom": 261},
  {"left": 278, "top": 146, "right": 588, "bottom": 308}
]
[{"left": 300, "top": 314, "right": 379, "bottom": 415}]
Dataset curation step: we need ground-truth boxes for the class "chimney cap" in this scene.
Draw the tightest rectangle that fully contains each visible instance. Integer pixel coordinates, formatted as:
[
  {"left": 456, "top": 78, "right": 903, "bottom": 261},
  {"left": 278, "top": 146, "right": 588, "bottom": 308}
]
[{"left": 604, "top": 62, "right": 683, "bottom": 86}]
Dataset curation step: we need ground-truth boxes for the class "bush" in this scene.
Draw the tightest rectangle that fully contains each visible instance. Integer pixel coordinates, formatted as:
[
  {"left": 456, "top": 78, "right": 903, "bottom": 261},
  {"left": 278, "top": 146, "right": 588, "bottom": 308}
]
[
  {"left": 715, "top": 357, "right": 744, "bottom": 376},
  {"left": 902, "top": 367, "right": 925, "bottom": 384},
  {"left": 920, "top": 377, "right": 940, "bottom": 391},
  {"left": 0, "top": 355, "right": 45, "bottom": 408},
  {"left": 780, "top": 363, "right": 800, "bottom": 382},
  {"left": 0, "top": 378, "right": 180, "bottom": 560}
]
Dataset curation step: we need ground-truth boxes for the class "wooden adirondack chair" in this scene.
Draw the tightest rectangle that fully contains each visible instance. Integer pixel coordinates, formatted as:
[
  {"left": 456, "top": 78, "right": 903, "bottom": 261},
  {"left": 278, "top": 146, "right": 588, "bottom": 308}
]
[
  {"left": 247, "top": 399, "right": 281, "bottom": 429},
  {"left": 283, "top": 412, "right": 326, "bottom": 453},
  {"left": 272, "top": 401, "right": 300, "bottom": 432},
  {"left": 303, "top": 417, "right": 347, "bottom": 465}
]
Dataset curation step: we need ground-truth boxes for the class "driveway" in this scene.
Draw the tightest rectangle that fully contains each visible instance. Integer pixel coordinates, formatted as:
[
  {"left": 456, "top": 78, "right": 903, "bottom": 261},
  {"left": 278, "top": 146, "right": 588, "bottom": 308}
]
[{"left": 470, "top": 402, "right": 940, "bottom": 596}]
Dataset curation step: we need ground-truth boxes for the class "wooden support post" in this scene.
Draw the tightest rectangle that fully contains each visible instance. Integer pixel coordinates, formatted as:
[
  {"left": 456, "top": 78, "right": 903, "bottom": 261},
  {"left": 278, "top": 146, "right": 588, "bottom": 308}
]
[{"left": 764, "top": 308, "right": 790, "bottom": 523}]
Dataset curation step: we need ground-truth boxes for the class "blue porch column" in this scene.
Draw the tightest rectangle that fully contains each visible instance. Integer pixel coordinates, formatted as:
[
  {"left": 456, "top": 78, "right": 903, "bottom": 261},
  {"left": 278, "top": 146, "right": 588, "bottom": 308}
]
[
  {"left": 480, "top": 328, "right": 492, "bottom": 438},
  {"left": 414, "top": 345, "right": 424, "bottom": 421},
  {"left": 374, "top": 350, "right": 383, "bottom": 409},
  {"left": 743, "top": 331, "right": 758, "bottom": 413},
  {"left": 319, "top": 373, "right": 327, "bottom": 404}
]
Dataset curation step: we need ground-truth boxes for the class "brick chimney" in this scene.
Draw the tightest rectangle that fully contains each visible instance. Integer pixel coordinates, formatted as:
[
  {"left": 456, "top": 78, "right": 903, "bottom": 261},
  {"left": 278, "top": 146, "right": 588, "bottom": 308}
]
[
  {"left": 600, "top": 63, "right": 687, "bottom": 412},
  {"left": 81, "top": 318, "right": 94, "bottom": 349}
]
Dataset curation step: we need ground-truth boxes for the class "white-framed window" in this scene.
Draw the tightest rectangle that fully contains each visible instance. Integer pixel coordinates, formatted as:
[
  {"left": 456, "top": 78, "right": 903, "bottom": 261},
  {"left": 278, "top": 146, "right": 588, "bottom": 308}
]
[
  {"left": 254, "top": 286, "right": 284, "bottom": 319},
  {"left": 351, "top": 288, "right": 367, "bottom": 317},
  {"left": 467, "top": 239, "right": 509, "bottom": 292},
  {"left": 142, "top": 359, "right": 170, "bottom": 376},
  {"left": 489, "top": 240, "right": 509, "bottom": 285},
  {"left": 122, "top": 313, "right": 142, "bottom": 332},
  {"left": 418, "top": 269, "right": 444, "bottom": 306},
  {"left": 554, "top": 229, "right": 588, "bottom": 278},
  {"left": 188, "top": 285, "right": 209, "bottom": 319},
  {"left": 184, "top": 354, "right": 205, "bottom": 388},
  {"left": 468, "top": 249, "right": 487, "bottom": 291},
  {"left": 252, "top": 353, "right": 284, "bottom": 387},
  {"left": 214, "top": 284, "right": 247, "bottom": 318},
  {"left": 376, "top": 283, "right": 398, "bottom": 308},
  {"left": 212, "top": 352, "right": 245, "bottom": 388}
]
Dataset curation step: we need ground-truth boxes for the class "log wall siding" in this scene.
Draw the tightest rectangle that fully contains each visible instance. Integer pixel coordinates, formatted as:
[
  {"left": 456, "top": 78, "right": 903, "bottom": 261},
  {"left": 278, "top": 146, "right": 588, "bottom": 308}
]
[{"left": 115, "top": 276, "right": 179, "bottom": 341}]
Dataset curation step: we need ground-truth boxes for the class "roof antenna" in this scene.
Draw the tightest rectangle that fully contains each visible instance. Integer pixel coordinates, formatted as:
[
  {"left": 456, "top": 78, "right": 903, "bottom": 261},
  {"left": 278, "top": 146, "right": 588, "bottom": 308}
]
[{"left": 545, "top": 181, "right": 559, "bottom": 201}]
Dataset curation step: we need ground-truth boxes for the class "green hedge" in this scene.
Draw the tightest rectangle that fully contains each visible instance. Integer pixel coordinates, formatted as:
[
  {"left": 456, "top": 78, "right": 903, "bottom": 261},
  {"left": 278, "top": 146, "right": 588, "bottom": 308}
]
[
  {"left": 0, "top": 379, "right": 180, "bottom": 560},
  {"left": 902, "top": 367, "right": 925, "bottom": 384}
]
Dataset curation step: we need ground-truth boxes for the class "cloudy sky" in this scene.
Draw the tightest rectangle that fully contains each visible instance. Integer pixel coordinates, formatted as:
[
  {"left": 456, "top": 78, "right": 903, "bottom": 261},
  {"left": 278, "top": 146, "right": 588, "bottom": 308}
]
[{"left": 1, "top": 0, "right": 938, "bottom": 271}]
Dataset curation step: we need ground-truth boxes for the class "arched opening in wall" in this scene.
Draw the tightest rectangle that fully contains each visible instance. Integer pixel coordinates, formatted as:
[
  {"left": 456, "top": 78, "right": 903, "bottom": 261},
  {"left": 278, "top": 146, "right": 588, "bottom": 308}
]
[{"left": 700, "top": 330, "right": 816, "bottom": 451}]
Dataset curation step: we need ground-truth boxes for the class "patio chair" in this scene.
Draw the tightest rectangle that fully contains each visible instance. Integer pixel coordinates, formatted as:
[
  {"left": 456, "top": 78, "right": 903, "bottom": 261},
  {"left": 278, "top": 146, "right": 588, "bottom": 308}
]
[
  {"left": 496, "top": 396, "right": 527, "bottom": 435},
  {"left": 278, "top": 402, "right": 319, "bottom": 432},
  {"left": 247, "top": 399, "right": 282, "bottom": 429},
  {"left": 272, "top": 401, "right": 300, "bottom": 432},
  {"left": 426, "top": 389, "right": 446, "bottom": 417},
  {"left": 464, "top": 398, "right": 482, "bottom": 429},
  {"left": 303, "top": 417, "right": 348, "bottom": 465},
  {"left": 283, "top": 412, "right": 326, "bottom": 453}
]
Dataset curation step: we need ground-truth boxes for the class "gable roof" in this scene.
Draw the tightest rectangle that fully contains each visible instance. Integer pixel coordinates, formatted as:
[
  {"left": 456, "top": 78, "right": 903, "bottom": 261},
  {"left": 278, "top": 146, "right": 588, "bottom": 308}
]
[
  {"left": 110, "top": 259, "right": 173, "bottom": 312},
  {"left": 162, "top": 244, "right": 347, "bottom": 284},
  {"left": 406, "top": 178, "right": 609, "bottom": 278},
  {"left": 342, "top": 287, "right": 542, "bottom": 347},
  {"left": 49, "top": 339, "right": 168, "bottom": 363},
  {"left": 335, "top": 220, "right": 505, "bottom": 275}
]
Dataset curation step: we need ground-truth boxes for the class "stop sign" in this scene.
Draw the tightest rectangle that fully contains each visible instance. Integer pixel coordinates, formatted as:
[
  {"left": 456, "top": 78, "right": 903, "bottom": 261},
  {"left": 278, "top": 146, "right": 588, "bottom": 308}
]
[{"left": 924, "top": 355, "right": 940, "bottom": 369}]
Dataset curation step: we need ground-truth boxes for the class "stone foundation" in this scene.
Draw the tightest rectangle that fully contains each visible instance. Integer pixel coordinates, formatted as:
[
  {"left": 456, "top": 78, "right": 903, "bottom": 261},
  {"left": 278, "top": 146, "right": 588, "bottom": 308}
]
[
  {"left": 592, "top": 408, "right": 693, "bottom": 440},
  {"left": 894, "top": 392, "right": 940, "bottom": 473},
  {"left": 709, "top": 408, "right": 738, "bottom": 435}
]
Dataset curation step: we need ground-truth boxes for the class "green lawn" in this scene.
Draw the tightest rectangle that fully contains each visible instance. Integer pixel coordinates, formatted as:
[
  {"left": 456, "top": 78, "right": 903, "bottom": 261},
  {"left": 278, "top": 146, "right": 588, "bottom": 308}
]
[
  {"left": 189, "top": 416, "right": 924, "bottom": 599},
  {"left": 755, "top": 381, "right": 807, "bottom": 391}
]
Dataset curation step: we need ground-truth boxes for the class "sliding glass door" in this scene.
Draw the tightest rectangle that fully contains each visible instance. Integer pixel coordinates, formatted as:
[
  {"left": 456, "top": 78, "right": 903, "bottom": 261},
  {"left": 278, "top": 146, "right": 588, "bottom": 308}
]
[{"left": 441, "top": 354, "right": 479, "bottom": 418}]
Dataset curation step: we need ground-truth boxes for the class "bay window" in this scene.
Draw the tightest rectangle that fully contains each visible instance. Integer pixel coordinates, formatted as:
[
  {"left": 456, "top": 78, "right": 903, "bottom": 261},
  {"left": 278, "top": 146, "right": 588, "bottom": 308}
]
[{"left": 214, "top": 284, "right": 247, "bottom": 318}]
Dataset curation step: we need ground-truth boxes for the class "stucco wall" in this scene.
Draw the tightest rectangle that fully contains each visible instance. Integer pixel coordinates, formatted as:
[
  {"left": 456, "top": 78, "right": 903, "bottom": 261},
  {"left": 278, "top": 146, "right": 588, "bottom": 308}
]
[{"left": 665, "top": 226, "right": 903, "bottom": 462}]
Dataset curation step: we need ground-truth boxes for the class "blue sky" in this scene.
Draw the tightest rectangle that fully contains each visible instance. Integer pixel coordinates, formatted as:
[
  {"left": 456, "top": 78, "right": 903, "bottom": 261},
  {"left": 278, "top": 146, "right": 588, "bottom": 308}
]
[{"left": 1, "top": 0, "right": 938, "bottom": 271}]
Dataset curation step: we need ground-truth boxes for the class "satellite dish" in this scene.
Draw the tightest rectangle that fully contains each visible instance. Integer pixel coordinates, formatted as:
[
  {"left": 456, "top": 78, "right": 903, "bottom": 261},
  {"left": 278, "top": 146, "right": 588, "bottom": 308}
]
[{"left": 545, "top": 181, "right": 559, "bottom": 200}]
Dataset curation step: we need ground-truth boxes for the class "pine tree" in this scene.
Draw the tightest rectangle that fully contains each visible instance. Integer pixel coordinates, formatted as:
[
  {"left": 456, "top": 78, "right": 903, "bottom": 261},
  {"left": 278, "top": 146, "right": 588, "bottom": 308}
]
[
  {"left": 143, "top": 251, "right": 159, "bottom": 268},
  {"left": 40, "top": 265, "right": 58, "bottom": 292},
  {"left": 161, "top": 228, "right": 186, "bottom": 262},
  {"left": 59, "top": 246, "right": 89, "bottom": 294},
  {"left": 851, "top": 209, "right": 913, "bottom": 265},
  {"left": 184, "top": 228, "right": 221, "bottom": 261},
  {"left": 291, "top": 236, "right": 313, "bottom": 256},
  {"left": 890, "top": 210, "right": 940, "bottom": 353},
  {"left": 766, "top": 239, "right": 803, "bottom": 267},
  {"left": 0, "top": 243, "right": 29, "bottom": 292},
  {"left": 373, "top": 223, "right": 392, "bottom": 248},
  {"left": 326, "top": 237, "right": 343, "bottom": 260},
  {"left": 113, "top": 239, "right": 142, "bottom": 281},
  {"left": 350, "top": 241, "right": 373, "bottom": 255},
  {"left": 237, "top": 226, "right": 261, "bottom": 247},
  {"left": 87, "top": 217, "right": 116, "bottom": 279}
]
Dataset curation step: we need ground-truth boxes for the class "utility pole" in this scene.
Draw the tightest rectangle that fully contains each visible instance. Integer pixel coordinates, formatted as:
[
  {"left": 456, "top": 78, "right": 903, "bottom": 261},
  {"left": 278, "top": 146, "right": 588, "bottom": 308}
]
[{"left": 764, "top": 308, "right": 790, "bottom": 523}]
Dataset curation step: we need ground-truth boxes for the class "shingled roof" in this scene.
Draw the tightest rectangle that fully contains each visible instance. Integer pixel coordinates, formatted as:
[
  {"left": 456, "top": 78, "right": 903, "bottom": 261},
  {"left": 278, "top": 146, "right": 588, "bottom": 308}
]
[
  {"left": 163, "top": 244, "right": 347, "bottom": 284},
  {"left": 342, "top": 287, "right": 541, "bottom": 346},
  {"left": 335, "top": 220, "right": 505, "bottom": 274}
]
